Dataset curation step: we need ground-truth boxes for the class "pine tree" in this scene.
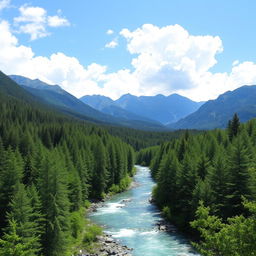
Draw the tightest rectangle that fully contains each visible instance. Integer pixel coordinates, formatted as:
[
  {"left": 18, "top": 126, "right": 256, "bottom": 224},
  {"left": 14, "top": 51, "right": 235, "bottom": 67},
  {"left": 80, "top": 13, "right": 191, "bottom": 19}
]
[
  {"left": 127, "top": 146, "right": 134, "bottom": 175},
  {"left": 155, "top": 151, "right": 180, "bottom": 208},
  {"left": 225, "top": 137, "right": 251, "bottom": 217},
  {"left": 23, "top": 153, "right": 38, "bottom": 185},
  {"left": 208, "top": 152, "right": 228, "bottom": 217},
  {"left": 176, "top": 153, "right": 199, "bottom": 226},
  {"left": 26, "top": 184, "right": 45, "bottom": 245},
  {"left": 197, "top": 154, "right": 210, "bottom": 180},
  {"left": 38, "top": 151, "right": 70, "bottom": 256},
  {"left": 76, "top": 153, "right": 90, "bottom": 201},
  {"left": 228, "top": 113, "right": 240, "bottom": 141},
  {"left": 68, "top": 169, "right": 83, "bottom": 212},
  {"left": 0, "top": 219, "right": 37, "bottom": 256},
  {"left": 91, "top": 139, "right": 107, "bottom": 198},
  {"left": 5, "top": 183, "right": 41, "bottom": 255},
  {"left": 191, "top": 179, "right": 213, "bottom": 214},
  {"left": 0, "top": 148, "right": 23, "bottom": 231}
]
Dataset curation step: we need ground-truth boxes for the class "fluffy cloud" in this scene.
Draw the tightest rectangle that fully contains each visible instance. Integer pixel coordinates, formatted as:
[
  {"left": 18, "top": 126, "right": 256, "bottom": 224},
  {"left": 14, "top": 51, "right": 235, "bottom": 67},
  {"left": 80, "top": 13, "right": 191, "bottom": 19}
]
[
  {"left": 14, "top": 5, "right": 70, "bottom": 40},
  {"left": 120, "top": 24, "right": 224, "bottom": 97},
  {"left": 1, "top": 20, "right": 256, "bottom": 101},
  {"left": 47, "top": 15, "right": 70, "bottom": 27},
  {"left": 0, "top": 20, "right": 139, "bottom": 99},
  {"left": 105, "top": 38, "right": 118, "bottom": 48}
]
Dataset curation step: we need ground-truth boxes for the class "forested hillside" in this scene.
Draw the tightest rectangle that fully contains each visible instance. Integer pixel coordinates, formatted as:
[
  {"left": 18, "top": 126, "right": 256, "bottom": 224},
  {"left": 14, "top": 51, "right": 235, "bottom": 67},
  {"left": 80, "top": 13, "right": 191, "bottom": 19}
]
[
  {"left": 169, "top": 85, "right": 256, "bottom": 130},
  {"left": 0, "top": 90, "right": 135, "bottom": 255},
  {"left": 137, "top": 114, "right": 256, "bottom": 255}
]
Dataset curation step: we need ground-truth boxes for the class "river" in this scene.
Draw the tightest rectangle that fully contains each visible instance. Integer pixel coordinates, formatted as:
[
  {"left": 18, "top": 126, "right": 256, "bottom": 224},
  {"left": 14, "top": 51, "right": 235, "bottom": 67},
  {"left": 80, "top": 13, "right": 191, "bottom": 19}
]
[{"left": 89, "top": 165, "right": 200, "bottom": 256}]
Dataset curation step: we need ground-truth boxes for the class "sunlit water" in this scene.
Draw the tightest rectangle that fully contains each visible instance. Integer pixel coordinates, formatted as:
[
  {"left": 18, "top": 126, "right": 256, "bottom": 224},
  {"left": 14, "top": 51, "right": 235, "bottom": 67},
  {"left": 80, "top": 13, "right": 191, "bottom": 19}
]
[{"left": 89, "top": 165, "right": 200, "bottom": 256}]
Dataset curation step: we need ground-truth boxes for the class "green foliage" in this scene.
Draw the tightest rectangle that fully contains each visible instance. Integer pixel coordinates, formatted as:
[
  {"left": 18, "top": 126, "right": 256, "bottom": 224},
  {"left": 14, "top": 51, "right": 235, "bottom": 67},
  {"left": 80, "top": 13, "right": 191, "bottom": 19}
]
[
  {"left": 228, "top": 113, "right": 240, "bottom": 141},
  {"left": 191, "top": 201, "right": 256, "bottom": 256},
  {"left": 6, "top": 183, "right": 41, "bottom": 254},
  {"left": 83, "top": 224, "right": 102, "bottom": 244},
  {"left": 138, "top": 114, "right": 256, "bottom": 246},
  {"left": 0, "top": 148, "right": 23, "bottom": 231},
  {"left": 0, "top": 219, "right": 38, "bottom": 256},
  {"left": 109, "top": 175, "right": 132, "bottom": 194},
  {"left": 162, "top": 206, "right": 171, "bottom": 221},
  {"left": 0, "top": 83, "right": 136, "bottom": 255},
  {"left": 69, "top": 210, "right": 85, "bottom": 240}
]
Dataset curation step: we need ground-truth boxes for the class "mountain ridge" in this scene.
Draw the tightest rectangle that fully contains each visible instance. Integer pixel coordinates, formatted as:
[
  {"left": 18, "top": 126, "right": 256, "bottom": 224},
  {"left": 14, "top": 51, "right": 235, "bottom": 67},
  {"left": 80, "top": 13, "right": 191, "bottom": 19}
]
[
  {"left": 81, "top": 93, "right": 203, "bottom": 125},
  {"left": 169, "top": 85, "right": 256, "bottom": 129},
  {"left": 9, "top": 74, "right": 165, "bottom": 130}
]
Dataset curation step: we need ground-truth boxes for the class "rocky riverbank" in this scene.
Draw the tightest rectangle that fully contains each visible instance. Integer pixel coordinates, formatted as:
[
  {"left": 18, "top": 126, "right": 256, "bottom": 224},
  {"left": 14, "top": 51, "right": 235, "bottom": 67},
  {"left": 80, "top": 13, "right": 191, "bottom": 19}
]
[
  {"left": 96, "top": 235, "right": 132, "bottom": 256},
  {"left": 77, "top": 234, "right": 133, "bottom": 256},
  {"left": 79, "top": 186, "right": 136, "bottom": 256}
]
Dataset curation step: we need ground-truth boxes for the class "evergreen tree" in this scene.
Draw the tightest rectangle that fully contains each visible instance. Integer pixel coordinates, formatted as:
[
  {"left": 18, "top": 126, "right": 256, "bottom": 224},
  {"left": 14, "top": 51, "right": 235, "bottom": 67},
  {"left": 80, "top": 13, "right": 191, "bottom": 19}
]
[
  {"left": 0, "top": 148, "right": 23, "bottom": 231},
  {"left": 26, "top": 184, "right": 45, "bottom": 245},
  {"left": 0, "top": 219, "right": 37, "bottom": 256},
  {"left": 208, "top": 152, "right": 228, "bottom": 217},
  {"left": 91, "top": 139, "right": 107, "bottom": 198},
  {"left": 155, "top": 151, "right": 180, "bottom": 207},
  {"left": 225, "top": 137, "right": 251, "bottom": 217},
  {"left": 197, "top": 154, "right": 210, "bottom": 180},
  {"left": 176, "top": 153, "right": 199, "bottom": 226},
  {"left": 5, "top": 183, "right": 41, "bottom": 255},
  {"left": 23, "top": 153, "right": 37, "bottom": 185},
  {"left": 38, "top": 151, "right": 70, "bottom": 256},
  {"left": 68, "top": 169, "right": 83, "bottom": 212},
  {"left": 228, "top": 113, "right": 240, "bottom": 141}
]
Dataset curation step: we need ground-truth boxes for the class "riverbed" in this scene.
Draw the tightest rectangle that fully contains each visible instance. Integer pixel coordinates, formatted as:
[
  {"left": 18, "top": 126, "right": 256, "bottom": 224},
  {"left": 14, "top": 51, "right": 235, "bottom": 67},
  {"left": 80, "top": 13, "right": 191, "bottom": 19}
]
[{"left": 89, "top": 165, "right": 200, "bottom": 256}]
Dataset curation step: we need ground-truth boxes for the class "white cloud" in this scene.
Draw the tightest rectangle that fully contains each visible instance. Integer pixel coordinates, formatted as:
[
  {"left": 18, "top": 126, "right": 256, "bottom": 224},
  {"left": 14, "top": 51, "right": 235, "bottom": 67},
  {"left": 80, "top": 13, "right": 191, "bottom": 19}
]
[
  {"left": 105, "top": 38, "right": 118, "bottom": 48},
  {"left": 0, "top": 0, "right": 10, "bottom": 11},
  {"left": 14, "top": 5, "right": 70, "bottom": 40},
  {"left": 1, "top": 21, "right": 256, "bottom": 101},
  {"left": 14, "top": 5, "right": 46, "bottom": 23},
  {"left": 47, "top": 15, "right": 70, "bottom": 27},
  {"left": 232, "top": 60, "right": 239, "bottom": 66},
  {"left": 120, "top": 24, "right": 223, "bottom": 98},
  {"left": 106, "top": 29, "right": 114, "bottom": 35}
]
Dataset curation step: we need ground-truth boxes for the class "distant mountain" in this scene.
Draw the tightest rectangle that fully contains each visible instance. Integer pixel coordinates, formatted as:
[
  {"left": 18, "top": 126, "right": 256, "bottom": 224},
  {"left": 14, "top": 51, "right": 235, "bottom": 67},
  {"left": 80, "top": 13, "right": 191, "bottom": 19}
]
[
  {"left": 81, "top": 93, "right": 203, "bottom": 125},
  {"left": 169, "top": 85, "right": 256, "bottom": 130},
  {"left": 9, "top": 75, "right": 63, "bottom": 93},
  {"left": 80, "top": 95, "right": 114, "bottom": 110},
  {"left": 80, "top": 95, "right": 159, "bottom": 123},
  {"left": 10, "top": 75, "right": 164, "bottom": 130}
]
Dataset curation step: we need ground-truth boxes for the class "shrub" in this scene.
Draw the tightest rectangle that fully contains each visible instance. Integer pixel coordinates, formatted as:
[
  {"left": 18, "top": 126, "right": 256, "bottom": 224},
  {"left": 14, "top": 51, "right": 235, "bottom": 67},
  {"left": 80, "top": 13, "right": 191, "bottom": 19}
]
[
  {"left": 162, "top": 206, "right": 171, "bottom": 220},
  {"left": 83, "top": 224, "right": 102, "bottom": 244}
]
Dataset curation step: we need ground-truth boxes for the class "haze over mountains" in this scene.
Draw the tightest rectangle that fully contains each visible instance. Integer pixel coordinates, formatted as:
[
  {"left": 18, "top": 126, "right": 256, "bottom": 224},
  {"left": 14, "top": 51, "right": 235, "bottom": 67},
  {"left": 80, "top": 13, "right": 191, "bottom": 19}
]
[
  {"left": 6, "top": 73, "right": 256, "bottom": 130},
  {"left": 81, "top": 93, "right": 203, "bottom": 125},
  {"left": 9, "top": 75, "right": 164, "bottom": 130}
]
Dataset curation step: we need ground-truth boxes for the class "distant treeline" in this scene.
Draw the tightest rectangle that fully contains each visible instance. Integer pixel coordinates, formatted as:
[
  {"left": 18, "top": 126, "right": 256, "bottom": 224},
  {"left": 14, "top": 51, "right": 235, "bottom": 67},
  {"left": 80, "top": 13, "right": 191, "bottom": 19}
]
[
  {"left": 137, "top": 114, "right": 256, "bottom": 256},
  {"left": 107, "top": 126, "right": 200, "bottom": 151}
]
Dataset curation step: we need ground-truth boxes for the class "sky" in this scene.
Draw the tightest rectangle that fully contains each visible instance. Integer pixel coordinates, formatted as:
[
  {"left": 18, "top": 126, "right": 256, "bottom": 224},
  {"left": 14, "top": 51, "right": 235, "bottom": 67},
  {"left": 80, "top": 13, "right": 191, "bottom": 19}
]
[{"left": 1, "top": 0, "right": 256, "bottom": 101}]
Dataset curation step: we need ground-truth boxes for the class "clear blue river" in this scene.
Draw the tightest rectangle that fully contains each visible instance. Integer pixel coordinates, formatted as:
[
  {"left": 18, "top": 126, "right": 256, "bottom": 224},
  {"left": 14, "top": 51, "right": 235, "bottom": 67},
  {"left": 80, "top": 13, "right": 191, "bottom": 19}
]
[{"left": 89, "top": 165, "right": 200, "bottom": 256}]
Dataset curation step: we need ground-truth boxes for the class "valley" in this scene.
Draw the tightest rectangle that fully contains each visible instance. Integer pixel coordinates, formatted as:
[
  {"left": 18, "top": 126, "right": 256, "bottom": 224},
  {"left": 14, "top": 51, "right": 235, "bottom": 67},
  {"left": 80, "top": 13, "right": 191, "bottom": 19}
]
[{"left": 0, "top": 1, "right": 256, "bottom": 253}]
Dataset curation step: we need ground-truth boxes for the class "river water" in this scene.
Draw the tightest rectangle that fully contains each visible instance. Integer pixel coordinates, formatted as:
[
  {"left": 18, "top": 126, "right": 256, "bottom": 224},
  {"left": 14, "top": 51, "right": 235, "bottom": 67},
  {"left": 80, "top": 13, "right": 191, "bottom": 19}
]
[{"left": 89, "top": 165, "right": 200, "bottom": 256}]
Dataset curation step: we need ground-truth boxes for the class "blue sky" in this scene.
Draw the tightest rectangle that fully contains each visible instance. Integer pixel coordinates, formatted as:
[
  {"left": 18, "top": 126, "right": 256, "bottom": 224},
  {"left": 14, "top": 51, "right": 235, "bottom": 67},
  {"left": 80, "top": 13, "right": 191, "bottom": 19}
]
[{"left": 0, "top": 0, "right": 256, "bottom": 100}]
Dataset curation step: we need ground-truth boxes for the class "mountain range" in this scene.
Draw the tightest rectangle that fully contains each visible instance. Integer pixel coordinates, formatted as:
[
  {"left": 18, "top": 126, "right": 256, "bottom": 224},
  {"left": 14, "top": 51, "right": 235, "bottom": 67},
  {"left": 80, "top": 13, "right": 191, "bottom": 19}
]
[
  {"left": 9, "top": 75, "right": 165, "bottom": 130},
  {"left": 4, "top": 73, "right": 256, "bottom": 130},
  {"left": 80, "top": 94, "right": 203, "bottom": 125}
]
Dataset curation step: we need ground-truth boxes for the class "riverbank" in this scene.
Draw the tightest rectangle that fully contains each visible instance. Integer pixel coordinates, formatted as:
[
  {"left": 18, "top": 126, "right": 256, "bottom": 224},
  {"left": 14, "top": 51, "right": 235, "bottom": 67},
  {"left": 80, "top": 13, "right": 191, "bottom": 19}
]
[
  {"left": 77, "top": 234, "right": 133, "bottom": 256},
  {"left": 78, "top": 181, "right": 138, "bottom": 256}
]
